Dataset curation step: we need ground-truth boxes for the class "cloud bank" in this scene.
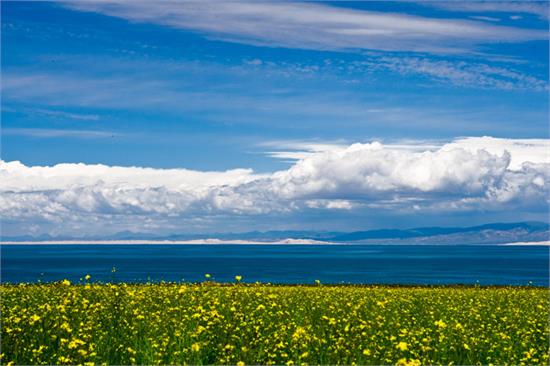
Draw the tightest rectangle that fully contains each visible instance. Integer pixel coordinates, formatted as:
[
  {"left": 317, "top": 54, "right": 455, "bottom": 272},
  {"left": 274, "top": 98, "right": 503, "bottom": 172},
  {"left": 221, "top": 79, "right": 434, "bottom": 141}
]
[
  {"left": 63, "top": 1, "right": 546, "bottom": 54},
  {"left": 2, "top": 137, "right": 548, "bottom": 235}
]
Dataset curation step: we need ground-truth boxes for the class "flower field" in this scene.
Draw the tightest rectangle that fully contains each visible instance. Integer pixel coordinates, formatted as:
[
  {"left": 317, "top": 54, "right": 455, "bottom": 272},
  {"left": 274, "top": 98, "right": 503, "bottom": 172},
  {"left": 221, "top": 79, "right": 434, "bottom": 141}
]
[{"left": 1, "top": 281, "right": 548, "bottom": 365}]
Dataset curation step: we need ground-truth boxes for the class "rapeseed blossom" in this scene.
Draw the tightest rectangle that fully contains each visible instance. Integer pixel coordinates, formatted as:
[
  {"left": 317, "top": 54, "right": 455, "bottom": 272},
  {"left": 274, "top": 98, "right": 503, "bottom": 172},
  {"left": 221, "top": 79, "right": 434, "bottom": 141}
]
[
  {"left": 396, "top": 342, "right": 408, "bottom": 351},
  {"left": 1, "top": 282, "right": 548, "bottom": 365}
]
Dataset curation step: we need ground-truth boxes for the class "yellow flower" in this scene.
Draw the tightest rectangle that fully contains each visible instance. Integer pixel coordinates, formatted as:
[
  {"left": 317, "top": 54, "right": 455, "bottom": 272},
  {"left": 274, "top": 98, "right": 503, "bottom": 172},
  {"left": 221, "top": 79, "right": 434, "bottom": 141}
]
[
  {"left": 29, "top": 314, "right": 41, "bottom": 324},
  {"left": 68, "top": 338, "right": 85, "bottom": 349},
  {"left": 1, "top": 276, "right": 547, "bottom": 365},
  {"left": 292, "top": 326, "right": 307, "bottom": 341},
  {"left": 58, "top": 356, "right": 72, "bottom": 364},
  {"left": 205, "top": 273, "right": 211, "bottom": 279},
  {"left": 60, "top": 322, "right": 72, "bottom": 332},
  {"left": 32, "top": 345, "right": 46, "bottom": 355},
  {"left": 396, "top": 342, "right": 408, "bottom": 351},
  {"left": 85, "top": 274, "right": 91, "bottom": 280},
  {"left": 397, "top": 358, "right": 421, "bottom": 366},
  {"left": 235, "top": 275, "right": 242, "bottom": 282},
  {"left": 61, "top": 279, "right": 71, "bottom": 286}
]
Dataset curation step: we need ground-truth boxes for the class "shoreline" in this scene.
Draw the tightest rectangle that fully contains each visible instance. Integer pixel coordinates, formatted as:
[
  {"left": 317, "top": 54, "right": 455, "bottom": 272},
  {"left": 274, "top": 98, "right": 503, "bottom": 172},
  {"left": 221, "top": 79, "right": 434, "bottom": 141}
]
[
  {"left": 498, "top": 241, "right": 550, "bottom": 246},
  {"left": 0, "top": 238, "right": 335, "bottom": 245},
  {"left": 1, "top": 239, "right": 549, "bottom": 245},
  {"left": 0, "top": 282, "right": 547, "bottom": 288}
]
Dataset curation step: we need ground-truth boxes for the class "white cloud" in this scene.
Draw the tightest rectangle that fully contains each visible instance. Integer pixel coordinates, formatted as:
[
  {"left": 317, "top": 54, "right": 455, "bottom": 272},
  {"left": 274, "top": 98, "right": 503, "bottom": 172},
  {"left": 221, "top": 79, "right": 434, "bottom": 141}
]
[
  {"left": 269, "top": 142, "right": 508, "bottom": 198},
  {"left": 425, "top": 1, "right": 549, "bottom": 20},
  {"left": 259, "top": 140, "right": 348, "bottom": 161},
  {"left": 469, "top": 16, "right": 501, "bottom": 22},
  {"left": 447, "top": 136, "right": 550, "bottom": 170},
  {"left": 356, "top": 56, "right": 548, "bottom": 91},
  {"left": 0, "top": 71, "right": 398, "bottom": 121},
  {"left": 0, "top": 160, "right": 259, "bottom": 193},
  {"left": 2, "top": 128, "right": 116, "bottom": 139},
  {"left": 1, "top": 72, "right": 186, "bottom": 110},
  {"left": 250, "top": 55, "right": 547, "bottom": 90},
  {"left": 34, "top": 109, "right": 100, "bottom": 121},
  {"left": 261, "top": 136, "right": 550, "bottom": 169},
  {"left": 305, "top": 199, "right": 355, "bottom": 210},
  {"left": 3, "top": 56, "right": 545, "bottom": 137},
  {"left": 1, "top": 137, "right": 548, "bottom": 235},
  {"left": 63, "top": 1, "right": 546, "bottom": 54}
]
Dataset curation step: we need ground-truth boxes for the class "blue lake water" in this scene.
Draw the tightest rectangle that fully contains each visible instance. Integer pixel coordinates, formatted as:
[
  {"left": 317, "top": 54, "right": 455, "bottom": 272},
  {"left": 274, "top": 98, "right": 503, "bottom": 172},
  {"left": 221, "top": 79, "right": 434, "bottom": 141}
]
[{"left": 1, "top": 244, "right": 548, "bottom": 285}]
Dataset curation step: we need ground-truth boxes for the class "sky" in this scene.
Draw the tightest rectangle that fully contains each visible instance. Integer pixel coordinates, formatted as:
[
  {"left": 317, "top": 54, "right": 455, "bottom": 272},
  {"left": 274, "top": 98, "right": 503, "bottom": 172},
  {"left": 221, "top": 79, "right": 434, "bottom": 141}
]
[{"left": 1, "top": 1, "right": 549, "bottom": 237}]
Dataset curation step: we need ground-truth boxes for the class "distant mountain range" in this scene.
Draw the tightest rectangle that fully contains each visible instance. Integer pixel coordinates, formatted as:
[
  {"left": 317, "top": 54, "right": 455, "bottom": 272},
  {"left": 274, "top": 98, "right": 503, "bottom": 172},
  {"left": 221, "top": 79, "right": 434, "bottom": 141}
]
[
  {"left": 2, "top": 221, "right": 548, "bottom": 245},
  {"left": 326, "top": 222, "right": 550, "bottom": 244}
]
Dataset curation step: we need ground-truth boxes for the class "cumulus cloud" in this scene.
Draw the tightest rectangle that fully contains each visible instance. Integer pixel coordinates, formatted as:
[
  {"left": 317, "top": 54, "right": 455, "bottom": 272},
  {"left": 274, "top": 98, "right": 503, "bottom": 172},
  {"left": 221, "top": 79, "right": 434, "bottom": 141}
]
[
  {"left": 262, "top": 136, "right": 550, "bottom": 169},
  {"left": 447, "top": 136, "right": 550, "bottom": 170},
  {"left": 63, "top": 1, "right": 546, "bottom": 54},
  {"left": 1, "top": 137, "right": 548, "bottom": 235},
  {"left": 261, "top": 140, "right": 546, "bottom": 211}
]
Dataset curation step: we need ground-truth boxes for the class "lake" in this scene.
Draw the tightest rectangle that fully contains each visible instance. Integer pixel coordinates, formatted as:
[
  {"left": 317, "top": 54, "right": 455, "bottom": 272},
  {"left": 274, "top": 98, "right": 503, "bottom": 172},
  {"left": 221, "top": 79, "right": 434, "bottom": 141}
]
[{"left": 1, "top": 244, "right": 548, "bottom": 285}]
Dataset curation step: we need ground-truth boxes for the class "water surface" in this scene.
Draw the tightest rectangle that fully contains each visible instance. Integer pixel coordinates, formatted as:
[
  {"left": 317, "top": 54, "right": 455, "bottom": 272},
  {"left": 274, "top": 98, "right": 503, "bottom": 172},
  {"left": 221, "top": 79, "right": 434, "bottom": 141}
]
[{"left": 1, "top": 244, "right": 548, "bottom": 285}]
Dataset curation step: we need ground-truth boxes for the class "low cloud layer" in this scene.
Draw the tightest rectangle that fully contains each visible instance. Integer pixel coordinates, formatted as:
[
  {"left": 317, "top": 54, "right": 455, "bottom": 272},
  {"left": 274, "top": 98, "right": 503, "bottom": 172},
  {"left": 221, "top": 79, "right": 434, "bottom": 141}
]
[{"left": 1, "top": 137, "right": 548, "bottom": 236}]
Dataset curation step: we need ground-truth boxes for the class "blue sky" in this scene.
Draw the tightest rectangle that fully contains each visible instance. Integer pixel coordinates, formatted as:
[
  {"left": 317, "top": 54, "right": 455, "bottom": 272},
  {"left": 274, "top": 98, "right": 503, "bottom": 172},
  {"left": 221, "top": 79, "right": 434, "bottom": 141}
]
[{"left": 1, "top": 1, "right": 549, "bottom": 236}]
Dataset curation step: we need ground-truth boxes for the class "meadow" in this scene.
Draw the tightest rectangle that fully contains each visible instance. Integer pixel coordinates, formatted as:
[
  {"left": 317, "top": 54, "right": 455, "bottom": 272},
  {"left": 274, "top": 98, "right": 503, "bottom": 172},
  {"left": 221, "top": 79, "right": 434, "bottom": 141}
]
[{"left": 1, "top": 280, "right": 548, "bottom": 365}]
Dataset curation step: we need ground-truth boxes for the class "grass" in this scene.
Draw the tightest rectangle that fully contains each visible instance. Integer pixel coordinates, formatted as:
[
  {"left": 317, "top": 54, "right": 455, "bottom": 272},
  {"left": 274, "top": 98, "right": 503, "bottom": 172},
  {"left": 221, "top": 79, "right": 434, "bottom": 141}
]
[{"left": 1, "top": 280, "right": 548, "bottom": 365}]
